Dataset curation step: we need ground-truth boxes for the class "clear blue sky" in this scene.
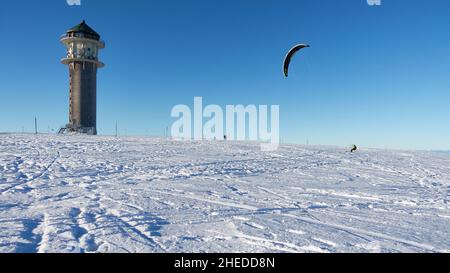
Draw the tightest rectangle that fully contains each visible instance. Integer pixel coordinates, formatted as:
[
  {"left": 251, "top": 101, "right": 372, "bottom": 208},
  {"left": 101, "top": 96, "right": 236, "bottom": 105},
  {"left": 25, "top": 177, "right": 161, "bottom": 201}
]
[{"left": 0, "top": 0, "right": 449, "bottom": 150}]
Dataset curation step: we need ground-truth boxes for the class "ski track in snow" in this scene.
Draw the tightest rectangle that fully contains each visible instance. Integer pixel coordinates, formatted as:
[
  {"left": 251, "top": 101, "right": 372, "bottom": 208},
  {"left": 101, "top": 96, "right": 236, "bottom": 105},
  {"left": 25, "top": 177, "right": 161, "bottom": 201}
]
[{"left": 0, "top": 134, "right": 449, "bottom": 253}]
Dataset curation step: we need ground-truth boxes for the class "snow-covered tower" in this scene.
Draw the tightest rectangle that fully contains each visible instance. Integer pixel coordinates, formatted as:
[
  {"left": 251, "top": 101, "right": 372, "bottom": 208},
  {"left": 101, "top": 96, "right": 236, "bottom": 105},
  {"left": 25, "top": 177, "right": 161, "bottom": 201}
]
[{"left": 60, "top": 20, "right": 105, "bottom": 135}]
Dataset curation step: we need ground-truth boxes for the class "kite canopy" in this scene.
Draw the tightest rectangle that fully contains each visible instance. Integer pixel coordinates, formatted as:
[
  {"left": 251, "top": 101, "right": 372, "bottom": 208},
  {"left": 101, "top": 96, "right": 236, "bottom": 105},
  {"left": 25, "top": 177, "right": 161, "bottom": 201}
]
[{"left": 283, "top": 44, "right": 310, "bottom": 77}]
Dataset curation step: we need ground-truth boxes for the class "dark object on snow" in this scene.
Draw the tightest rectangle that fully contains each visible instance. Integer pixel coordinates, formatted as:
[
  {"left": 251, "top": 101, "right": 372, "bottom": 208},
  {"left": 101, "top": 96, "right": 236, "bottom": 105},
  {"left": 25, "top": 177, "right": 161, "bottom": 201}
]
[
  {"left": 351, "top": 145, "right": 358, "bottom": 153},
  {"left": 224, "top": 135, "right": 227, "bottom": 140}
]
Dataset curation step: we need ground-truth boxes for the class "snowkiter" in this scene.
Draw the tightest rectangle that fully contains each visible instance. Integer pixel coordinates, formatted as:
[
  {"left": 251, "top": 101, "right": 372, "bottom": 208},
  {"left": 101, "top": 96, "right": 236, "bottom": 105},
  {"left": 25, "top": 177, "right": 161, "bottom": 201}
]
[{"left": 351, "top": 145, "right": 357, "bottom": 153}]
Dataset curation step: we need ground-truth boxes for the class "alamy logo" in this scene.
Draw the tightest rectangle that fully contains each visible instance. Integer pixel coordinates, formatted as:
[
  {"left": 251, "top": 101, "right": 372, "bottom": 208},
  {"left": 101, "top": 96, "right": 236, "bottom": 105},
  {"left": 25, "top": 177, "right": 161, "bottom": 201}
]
[
  {"left": 171, "top": 97, "right": 280, "bottom": 151},
  {"left": 67, "top": 0, "right": 81, "bottom": 6},
  {"left": 367, "top": 0, "right": 382, "bottom": 6}
]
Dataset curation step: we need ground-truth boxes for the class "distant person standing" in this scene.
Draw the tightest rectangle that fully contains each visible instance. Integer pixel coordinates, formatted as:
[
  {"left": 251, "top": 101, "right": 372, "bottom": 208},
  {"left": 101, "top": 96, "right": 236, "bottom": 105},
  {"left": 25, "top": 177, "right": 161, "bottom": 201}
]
[
  {"left": 350, "top": 145, "right": 358, "bottom": 153},
  {"left": 224, "top": 135, "right": 227, "bottom": 141}
]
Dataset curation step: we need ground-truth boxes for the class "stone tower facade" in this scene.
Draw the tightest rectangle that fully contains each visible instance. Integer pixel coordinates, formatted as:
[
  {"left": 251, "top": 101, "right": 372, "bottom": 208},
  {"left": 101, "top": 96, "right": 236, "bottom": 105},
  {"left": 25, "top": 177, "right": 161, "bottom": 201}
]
[{"left": 60, "top": 20, "right": 105, "bottom": 135}]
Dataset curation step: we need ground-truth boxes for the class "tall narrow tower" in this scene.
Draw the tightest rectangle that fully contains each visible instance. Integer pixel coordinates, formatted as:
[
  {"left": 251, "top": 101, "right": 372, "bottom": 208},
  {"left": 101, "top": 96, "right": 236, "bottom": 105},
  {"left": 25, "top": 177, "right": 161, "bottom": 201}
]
[{"left": 60, "top": 20, "right": 105, "bottom": 135}]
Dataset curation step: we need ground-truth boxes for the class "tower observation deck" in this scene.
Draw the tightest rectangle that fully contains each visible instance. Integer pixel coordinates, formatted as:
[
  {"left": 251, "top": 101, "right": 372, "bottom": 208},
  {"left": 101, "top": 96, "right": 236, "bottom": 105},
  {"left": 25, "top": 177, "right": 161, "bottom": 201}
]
[{"left": 60, "top": 20, "right": 105, "bottom": 135}]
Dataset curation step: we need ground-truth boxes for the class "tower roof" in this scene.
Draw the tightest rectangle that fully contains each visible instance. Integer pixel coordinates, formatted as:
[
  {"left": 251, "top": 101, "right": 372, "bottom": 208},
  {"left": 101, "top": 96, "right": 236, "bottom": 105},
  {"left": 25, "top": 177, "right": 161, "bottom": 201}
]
[{"left": 66, "top": 20, "right": 100, "bottom": 39}]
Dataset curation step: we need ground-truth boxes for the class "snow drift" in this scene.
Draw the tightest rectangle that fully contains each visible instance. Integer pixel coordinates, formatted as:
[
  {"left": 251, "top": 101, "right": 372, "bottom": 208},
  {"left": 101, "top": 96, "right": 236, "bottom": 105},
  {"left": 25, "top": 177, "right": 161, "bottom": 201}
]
[{"left": 0, "top": 134, "right": 449, "bottom": 253}]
